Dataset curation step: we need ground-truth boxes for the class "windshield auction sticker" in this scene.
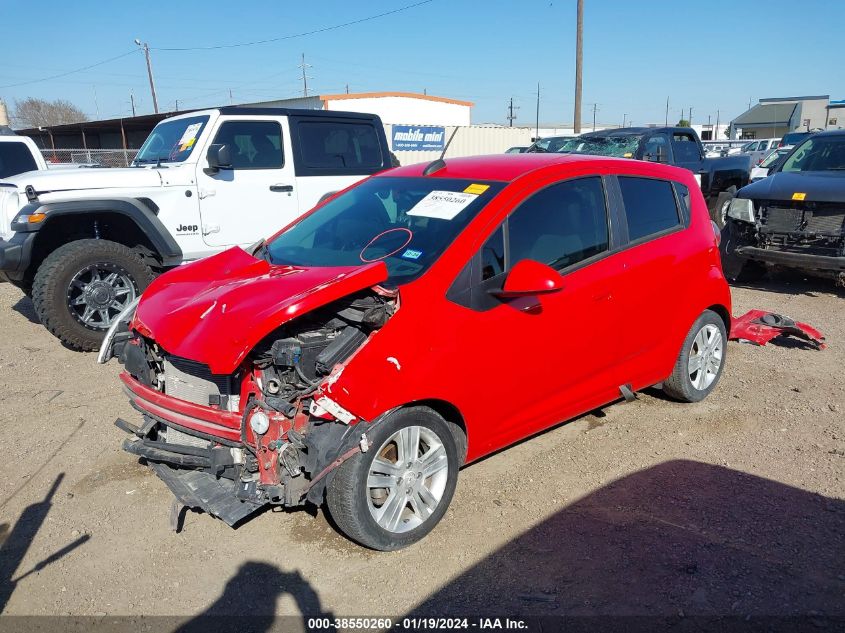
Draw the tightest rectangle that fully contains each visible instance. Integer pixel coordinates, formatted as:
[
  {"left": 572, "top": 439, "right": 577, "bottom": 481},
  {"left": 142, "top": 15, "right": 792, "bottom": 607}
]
[{"left": 408, "top": 191, "right": 478, "bottom": 220}]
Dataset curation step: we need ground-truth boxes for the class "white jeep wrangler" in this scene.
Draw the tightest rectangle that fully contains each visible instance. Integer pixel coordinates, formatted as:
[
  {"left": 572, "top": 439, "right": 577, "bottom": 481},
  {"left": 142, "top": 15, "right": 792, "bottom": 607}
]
[{"left": 0, "top": 107, "right": 393, "bottom": 350}]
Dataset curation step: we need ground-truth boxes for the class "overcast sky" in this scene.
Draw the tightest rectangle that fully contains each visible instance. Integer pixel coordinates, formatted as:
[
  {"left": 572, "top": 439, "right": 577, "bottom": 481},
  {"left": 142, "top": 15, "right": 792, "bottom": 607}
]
[{"left": 2, "top": 0, "right": 842, "bottom": 128}]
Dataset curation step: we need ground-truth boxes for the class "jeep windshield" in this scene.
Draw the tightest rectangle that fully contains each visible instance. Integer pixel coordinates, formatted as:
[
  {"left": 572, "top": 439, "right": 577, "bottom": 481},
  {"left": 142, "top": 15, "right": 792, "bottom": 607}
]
[
  {"left": 266, "top": 177, "right": 504, "bottom": 286},
  {"left": 133, "top": 115, "right": 209, "bottom": 165},
  {"left": 564, "top": 135, "right": 642, "bottom": 158},
  {"left": 780, "top": 136, "right": 845, "bottom": 174}
]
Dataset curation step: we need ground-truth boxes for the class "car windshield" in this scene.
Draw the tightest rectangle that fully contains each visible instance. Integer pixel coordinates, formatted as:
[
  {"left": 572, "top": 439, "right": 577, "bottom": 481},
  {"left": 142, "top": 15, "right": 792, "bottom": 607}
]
[
  {"left": 134, "top": 115, "right": 209, "bottom": 164},
  {"left": 780, "top": 136, "right": 845, "bottom": 173},
  {"left": 564, "top": 135, "right": 642, "bottom": 158},
  {"left": 266, "top": 177, "right": 504, "bottom": 286},
  {"left": 781, "top": 132, "right": 810, "bottom": 146}
]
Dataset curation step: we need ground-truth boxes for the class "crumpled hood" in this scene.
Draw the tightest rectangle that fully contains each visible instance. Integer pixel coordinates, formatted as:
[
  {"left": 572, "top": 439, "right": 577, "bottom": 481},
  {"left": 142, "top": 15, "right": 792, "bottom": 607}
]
[
  {"left": 133, "top": 247, "right": 389, "bottom": 374},
  {"left": 739, "top": 171, "right": 845, "bottom": 204},
  {"left": 4, "top": 166, "right": 162, "bottom": 194}
]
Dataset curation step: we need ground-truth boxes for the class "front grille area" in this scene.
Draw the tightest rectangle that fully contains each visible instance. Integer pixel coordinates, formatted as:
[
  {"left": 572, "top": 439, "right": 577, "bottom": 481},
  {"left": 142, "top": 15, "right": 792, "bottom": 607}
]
[
  {"left": 163, "top": 355, "right": 233, "bottom": 406},
  {"left": 762, "top": 203, "right": 845, "bottom": 236},
  {"left": 162, "top": 425, "right": 211, "bottom": 449}
]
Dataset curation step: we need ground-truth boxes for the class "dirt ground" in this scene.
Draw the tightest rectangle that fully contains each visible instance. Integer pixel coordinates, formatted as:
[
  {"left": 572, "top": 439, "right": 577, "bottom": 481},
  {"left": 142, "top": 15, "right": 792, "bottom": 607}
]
[{"left": 0, "top": 273, "right": 842, "bottom": 627}]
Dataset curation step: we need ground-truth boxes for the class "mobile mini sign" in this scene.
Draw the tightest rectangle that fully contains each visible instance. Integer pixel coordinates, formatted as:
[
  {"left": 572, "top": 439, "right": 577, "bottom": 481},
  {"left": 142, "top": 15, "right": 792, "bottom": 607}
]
[{"left": 392, "top": 125, "right": 446, "bottom": 151}]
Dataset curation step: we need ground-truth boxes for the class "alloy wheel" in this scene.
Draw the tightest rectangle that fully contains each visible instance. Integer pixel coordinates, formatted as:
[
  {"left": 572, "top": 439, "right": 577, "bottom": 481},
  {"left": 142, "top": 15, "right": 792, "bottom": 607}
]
[
  {"left": 66, "top": 263, "right": 138, "bottom": 330},
  {"left": 688, "top": 323, "right": 724, "bottom": 390},
  {"left": 366, "top": 425, "right": 449, "bottom": 533}
]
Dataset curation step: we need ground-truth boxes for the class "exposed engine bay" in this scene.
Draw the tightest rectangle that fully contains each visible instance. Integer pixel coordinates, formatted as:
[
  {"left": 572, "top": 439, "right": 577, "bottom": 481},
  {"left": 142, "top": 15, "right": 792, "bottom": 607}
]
[{"left": 116, "top": 289, "right": 396, "bottom": 528}]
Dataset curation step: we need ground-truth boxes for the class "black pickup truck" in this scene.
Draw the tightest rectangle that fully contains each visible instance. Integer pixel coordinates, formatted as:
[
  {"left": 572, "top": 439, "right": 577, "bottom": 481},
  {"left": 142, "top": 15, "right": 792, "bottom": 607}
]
[
  {"left": 721, "top": 130, "right": 845, "bottom": 284},
  {"left": 566, "top": 127, "right": 751, "bottom": 225}
]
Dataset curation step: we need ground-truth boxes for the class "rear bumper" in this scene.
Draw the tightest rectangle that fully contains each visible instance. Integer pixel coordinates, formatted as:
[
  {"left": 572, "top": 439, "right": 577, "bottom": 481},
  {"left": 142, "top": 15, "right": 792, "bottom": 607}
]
[
  {"left": 734, "top": 246, "right": 845, "bottom": 272},
  {"left": 0, "top": 232, "right": 36, "bottom": 282}
]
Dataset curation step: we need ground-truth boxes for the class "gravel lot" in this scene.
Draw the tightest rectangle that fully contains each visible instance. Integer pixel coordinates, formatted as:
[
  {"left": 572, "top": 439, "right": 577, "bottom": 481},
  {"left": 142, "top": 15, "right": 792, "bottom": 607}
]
[{"left": 0, "top": 274, "right": 842, "bottom": 626}]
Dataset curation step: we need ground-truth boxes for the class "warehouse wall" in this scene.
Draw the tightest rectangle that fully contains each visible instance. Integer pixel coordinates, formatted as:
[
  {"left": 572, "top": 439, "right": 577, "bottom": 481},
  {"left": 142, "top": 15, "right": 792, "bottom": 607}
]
[
  {"left": 385, "top": 124, "right": 533, "bottom": 166},
  {"left": 326, "top": 95, "right": 471, "bottom": 126}
]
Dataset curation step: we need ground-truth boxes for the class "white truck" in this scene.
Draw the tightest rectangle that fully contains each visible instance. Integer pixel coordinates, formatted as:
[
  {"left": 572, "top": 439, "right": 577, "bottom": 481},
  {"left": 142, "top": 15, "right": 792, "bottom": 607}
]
[{"left": 0, "top": 106, "right": 393, "bottom": 350}]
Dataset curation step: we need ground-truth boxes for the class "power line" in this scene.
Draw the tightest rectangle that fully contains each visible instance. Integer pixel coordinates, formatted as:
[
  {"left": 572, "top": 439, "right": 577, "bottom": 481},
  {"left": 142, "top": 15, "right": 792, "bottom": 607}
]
[
  {"left": 153, "top": 1, "right": 435, "bottom": 51},
  {"left": 0, "top": 50, "right": 138, "bottom": 89}
]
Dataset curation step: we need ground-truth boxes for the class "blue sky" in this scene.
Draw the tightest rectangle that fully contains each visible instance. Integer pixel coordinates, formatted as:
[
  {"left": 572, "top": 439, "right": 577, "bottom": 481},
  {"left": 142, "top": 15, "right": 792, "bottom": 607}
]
[{"left": 1, "top": 0, "right": 842, "bottom": 128}]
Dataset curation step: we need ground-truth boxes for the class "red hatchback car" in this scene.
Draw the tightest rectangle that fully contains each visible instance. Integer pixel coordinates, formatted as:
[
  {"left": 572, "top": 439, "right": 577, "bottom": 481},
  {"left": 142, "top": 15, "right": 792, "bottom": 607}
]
[{"left": 101, "top": 154, "right": 731, "bottom": 550}]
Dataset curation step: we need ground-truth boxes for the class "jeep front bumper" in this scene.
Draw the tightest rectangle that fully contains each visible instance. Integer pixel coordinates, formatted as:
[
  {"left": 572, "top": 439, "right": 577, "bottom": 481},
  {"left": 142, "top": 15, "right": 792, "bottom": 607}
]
[
  {"left": 0, "top": 232, "right": 36, "bottom": 283},
  {"left": 734, "top": 246, "right": 845, "bottom": 272}
]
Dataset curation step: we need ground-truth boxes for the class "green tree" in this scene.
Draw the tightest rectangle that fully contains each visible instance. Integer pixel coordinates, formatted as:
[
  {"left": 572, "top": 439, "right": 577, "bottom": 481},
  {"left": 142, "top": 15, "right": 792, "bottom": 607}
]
[{"left": 677, "top": 118, "right": 690, "bottom": 127}]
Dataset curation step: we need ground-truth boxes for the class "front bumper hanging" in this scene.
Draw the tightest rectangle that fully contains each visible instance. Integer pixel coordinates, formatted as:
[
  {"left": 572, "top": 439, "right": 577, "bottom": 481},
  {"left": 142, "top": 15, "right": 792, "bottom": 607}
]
[{"left": 730, "top": 310, "right": 826, "bottom": 350}]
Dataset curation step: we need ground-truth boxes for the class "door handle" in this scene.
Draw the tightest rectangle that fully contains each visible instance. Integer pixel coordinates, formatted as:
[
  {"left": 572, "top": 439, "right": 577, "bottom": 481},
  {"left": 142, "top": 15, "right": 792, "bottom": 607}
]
[{"left": 269, "top": 184, "right": 294, "bottom": 193}]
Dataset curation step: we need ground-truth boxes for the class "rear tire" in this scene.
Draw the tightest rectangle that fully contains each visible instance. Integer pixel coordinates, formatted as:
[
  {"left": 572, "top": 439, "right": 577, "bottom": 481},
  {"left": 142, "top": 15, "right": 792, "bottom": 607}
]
[
  {"left": 32, "top": 239, "right": 154, "bottom": 351},
  {"left": 732, "top": 260, "right": 767, "bottom": 283},
  {"left": 326, "top": 407, "right": 459, "bottom": 550},
  {"left": 663, "top": 310, "right": 727, "bottom": 403}
]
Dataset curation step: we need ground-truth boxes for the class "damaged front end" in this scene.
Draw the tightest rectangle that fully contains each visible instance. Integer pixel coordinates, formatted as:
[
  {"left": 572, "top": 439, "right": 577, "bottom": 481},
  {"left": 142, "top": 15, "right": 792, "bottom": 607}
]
[
  {"left": 111, "top": 288, "right": 396, "bottom": 528},
  {"left": 724, "top": 197, "right": 845, "bottom": 282}
]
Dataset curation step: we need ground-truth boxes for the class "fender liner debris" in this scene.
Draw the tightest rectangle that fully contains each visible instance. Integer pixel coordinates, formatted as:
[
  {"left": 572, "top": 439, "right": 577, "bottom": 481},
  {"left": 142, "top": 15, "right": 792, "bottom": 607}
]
[{"left": 730, "top": 310, "right": 826, "bottom": 350}]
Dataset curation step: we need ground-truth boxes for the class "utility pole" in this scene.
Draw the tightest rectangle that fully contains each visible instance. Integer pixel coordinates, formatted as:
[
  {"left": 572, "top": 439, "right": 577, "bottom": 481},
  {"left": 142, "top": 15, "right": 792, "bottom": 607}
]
[
  {"left": 345, "top": 84, "right": 349, "bottom": 94},
  {"left": 573, "top": 0, "right": 584, "bottom": 134},
  {"left": 130, "top": 91, "right": 136, "bottom": 117},
  {"left": 688, "top": 107, "right": 693, "bottom": 126},
  {"left": 507, "top": 97, "right": 519, "bottom": 127},
  {"left": 92, "top": 85, "right": 100, "bottom": 118},
  {"left": 622, "top": 113, "right": 627, "bottom": 128},
  {"left": 591, "top": 102, "right": 598, "bottom": 131},
  {"left": 715, "top": 109, "right": 720, "bottom": 139},
  {"left": 665, "top": 96, "right": 669, "bottom": 126},
  {"left": 535, "top": 82, "right": 540, "bottom": 140},
  {"left": 175, "top": 99, "right": 179, "bottom": 112},
  {"left": 299, "top": 53, "right": 312, "bottom": 97},
  {"left": 134, "top": 39, "right": 159, "bottom": 113},
  {"left": 229, "top": 88, "right": 233, "bottom": 105}
]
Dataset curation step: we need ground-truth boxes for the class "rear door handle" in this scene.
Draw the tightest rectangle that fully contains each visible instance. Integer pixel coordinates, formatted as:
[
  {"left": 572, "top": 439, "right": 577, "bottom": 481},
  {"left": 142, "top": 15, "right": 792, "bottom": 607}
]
[{"left": 269, "top": 184, "right": 293, "bottom": 193}]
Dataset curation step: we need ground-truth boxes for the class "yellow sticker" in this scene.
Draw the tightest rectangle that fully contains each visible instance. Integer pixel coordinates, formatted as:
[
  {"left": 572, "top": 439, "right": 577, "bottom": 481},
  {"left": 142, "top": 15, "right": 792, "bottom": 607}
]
[
  {"left": 463, "top": 183, "right": 489, "bottom": 195},
  {"left": 623, "top": 152, "right": 633, "bottom": 158},
  {"left": 792, "top": 192, "right": 807, "bottom": 201}
]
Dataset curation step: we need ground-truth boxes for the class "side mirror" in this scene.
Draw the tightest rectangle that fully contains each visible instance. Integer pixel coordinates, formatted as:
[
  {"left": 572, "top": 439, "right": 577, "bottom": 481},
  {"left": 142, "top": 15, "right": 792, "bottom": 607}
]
[
  {"left": 204, "top": 143, "right": 232, "bottom": 175},
  {"left": 492, "top": 260, "right": 564, "bottom": 298}
]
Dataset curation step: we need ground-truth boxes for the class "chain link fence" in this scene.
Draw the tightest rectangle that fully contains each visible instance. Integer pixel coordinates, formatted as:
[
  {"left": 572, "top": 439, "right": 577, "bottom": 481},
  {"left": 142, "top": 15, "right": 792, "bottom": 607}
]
[{"left": 41, "top": 149, "right": 139, "bottom": 168}]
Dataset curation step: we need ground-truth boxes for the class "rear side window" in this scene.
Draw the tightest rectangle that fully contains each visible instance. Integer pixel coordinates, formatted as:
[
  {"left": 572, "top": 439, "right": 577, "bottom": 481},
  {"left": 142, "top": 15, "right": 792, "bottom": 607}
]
[
  {"left": 212, "top": 120, "right": 283, "bottom": 169},
  {"left": 0, "top": 142, "right": 38, "bottom": 178},
  {"left": 298, "top": 121, "right": 384, "bottom": 169},
  {"left": 618, "top": 177, "right": 681, "bottom": 241},
  {"left": 508, "top": 177, "right": 609, "bottom": 270},
  {"left": 671, "top": 133, "right": 701, "bottom": 162}
]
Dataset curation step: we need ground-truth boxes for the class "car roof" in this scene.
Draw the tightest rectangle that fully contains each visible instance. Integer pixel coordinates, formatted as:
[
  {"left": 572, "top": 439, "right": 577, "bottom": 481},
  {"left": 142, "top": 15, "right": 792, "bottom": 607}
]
[{"left": 379, "top": 153, "right": 683, "bottom": 183}]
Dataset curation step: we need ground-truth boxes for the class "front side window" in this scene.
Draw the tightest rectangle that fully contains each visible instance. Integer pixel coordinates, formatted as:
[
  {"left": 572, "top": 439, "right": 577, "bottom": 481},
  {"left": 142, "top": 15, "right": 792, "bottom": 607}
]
[
  {"left": 480, "top": 225, "right": 505, "bottom": 280},
  {"left": 267, "top": 177, "right": 503, "bottom": 286},
  {"left": 0, "top": 142, "right": 38, "bottom": 178},
  {"left": 212, "top": 120, "right": 283, "bottom": 169},
  {"left": 297, "top": 121, "right": 383, "bottom": 169},
  {"left": 134, "top": 115, "right": 209, "bottom": 164},
  {"left": 507, "top": 177, "right": 609, "bottom": 270},
  {"left": 644, "top": 134, "right": 670, "bottom": 161},
  {"left": 619, "top": 177, "right": 681, "bottom": 242}
]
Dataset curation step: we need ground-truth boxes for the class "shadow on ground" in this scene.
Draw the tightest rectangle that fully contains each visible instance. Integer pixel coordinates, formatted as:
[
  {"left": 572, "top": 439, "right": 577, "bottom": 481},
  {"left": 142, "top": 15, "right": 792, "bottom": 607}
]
[
  {"left": 407, "top": 460, "right": 843, "bottom": 624},
  {"left": 10, "top": 296, "right": 39, "bottom": 325},
  {"left": 0, "top": 473, "right": 90, "bottom": 613}
]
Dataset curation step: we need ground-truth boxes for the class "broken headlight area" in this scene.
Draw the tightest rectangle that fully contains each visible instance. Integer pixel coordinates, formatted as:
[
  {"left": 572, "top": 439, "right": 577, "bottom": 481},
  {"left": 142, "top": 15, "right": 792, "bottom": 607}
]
[{"left": 116, "top": 289, "right": 395, "bottom": 527}]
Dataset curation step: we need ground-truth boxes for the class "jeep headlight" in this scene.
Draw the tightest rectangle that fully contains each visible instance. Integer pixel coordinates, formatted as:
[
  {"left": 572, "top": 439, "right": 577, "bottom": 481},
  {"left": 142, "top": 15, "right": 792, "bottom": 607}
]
[{"left": 727, "top": 198, "right": 755, "bottom": 223}]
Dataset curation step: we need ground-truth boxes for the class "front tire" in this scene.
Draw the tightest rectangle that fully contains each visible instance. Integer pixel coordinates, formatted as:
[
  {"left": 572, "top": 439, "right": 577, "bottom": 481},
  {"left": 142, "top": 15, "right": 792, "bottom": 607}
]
[
  {"left": 32, "top": 239, "right": 154, "bottom": 351},
  {"left": 326, "top": 407, "right": 459, "bottom": 550},
  {"left": 663, "top": 310, "right": 727, "bottom": 403}
]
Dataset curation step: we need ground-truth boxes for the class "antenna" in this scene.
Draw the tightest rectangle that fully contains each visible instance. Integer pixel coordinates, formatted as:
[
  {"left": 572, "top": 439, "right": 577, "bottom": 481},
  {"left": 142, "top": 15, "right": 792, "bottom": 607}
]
[{"left": 422, "top": 127, "right": 460, "bottom": 176}]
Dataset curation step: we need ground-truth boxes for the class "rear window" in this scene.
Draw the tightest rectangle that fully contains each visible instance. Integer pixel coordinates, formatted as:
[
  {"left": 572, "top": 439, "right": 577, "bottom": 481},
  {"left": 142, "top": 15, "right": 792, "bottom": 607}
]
[
  {"left": 618, "top": 177, "right": 681, "bottom": 242},
  {"left": 297, "top": 121, "right": 384, "bottom": 170},
  {"left": 0, "top": 142, "right": 38, "bottom": 178}
]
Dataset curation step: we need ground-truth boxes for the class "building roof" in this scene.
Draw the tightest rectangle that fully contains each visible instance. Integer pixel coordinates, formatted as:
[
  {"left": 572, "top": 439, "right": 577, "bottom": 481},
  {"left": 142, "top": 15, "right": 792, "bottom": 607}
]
[
  {"left": 320, "top": 91, "right": 473, "bottom": 107},
  {"left": 759, "top": 95, "right": 829, "bottom": 103},
  {"left": 14, "top": 110, "right": 193, "bottom": 135},
  {"left": 733, "top": 102, "right": 797, "bottom": 127}
]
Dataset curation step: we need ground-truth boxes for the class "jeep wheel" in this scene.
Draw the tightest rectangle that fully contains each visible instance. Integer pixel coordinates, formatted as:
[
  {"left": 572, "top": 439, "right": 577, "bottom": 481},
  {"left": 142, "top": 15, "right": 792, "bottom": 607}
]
[
  {"left": 32, "top": 239, "right": 154, "bottom": 351},
  {"left": 710, "top": 186, "right": 737, "bottom": 229},
  {"left": 326, "top": 407, "right": 459, "bottom": 550}
]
